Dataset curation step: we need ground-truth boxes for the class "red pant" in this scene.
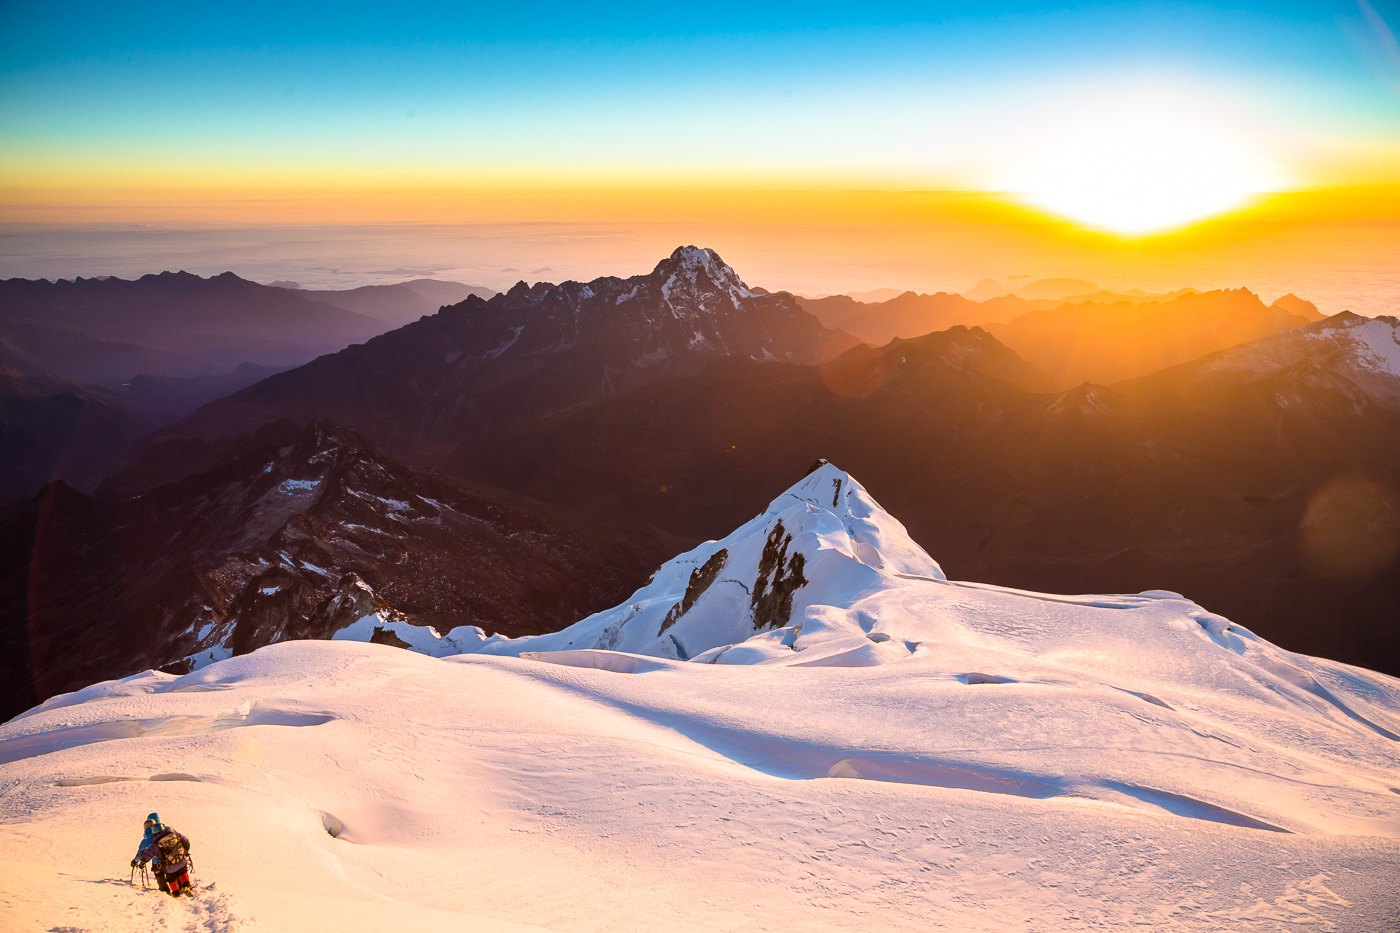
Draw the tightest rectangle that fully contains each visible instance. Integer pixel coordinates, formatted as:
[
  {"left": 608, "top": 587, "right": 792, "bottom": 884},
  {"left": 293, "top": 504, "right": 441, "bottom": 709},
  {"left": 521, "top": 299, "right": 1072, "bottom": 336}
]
[{"left": 157, "top": 869, "right": 191, "bottom": 896}]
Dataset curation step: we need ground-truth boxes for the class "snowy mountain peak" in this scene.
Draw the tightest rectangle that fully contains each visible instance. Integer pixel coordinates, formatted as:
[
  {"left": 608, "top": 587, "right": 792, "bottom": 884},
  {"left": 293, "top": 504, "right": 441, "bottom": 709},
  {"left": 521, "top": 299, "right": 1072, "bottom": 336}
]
[
  {"left": 653, "top": 245, "right": 743, "bottom": 283},
  {"left": 1194, "top": 311, "right": 1400, "bottom": 402},
  {"left": 758, "top": 460, "right": 945, "bottom": 577},
  {"left": 435, "top": 463, "right": 945, "bottom": 663},
  {"left": 1313, "top": 312, "right": 1400, "bottom": 376},
  {"left": 652, "top": 245, "right": 755, "bottom": 311}
]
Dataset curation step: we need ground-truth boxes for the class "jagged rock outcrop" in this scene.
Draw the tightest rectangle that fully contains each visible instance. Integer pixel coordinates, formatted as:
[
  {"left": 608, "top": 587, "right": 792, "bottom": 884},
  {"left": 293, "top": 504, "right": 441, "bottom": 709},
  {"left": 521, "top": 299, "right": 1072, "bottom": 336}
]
[{"left": 0, "top": 422, "right": 651, "bottom": 720}]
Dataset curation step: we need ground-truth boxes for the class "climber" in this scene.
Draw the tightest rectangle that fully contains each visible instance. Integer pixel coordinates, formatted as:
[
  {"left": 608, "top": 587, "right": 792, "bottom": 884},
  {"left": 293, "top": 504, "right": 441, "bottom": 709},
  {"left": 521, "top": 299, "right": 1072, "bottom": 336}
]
[{"left": 130, "top": 812, "right": 193, "bottom": 896}]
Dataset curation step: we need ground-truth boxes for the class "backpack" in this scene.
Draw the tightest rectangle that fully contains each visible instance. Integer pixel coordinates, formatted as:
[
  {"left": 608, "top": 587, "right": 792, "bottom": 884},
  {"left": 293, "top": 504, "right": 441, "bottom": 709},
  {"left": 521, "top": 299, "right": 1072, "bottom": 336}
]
[{"left": 154, "top": 829, "right": 186, "bottom": 870}]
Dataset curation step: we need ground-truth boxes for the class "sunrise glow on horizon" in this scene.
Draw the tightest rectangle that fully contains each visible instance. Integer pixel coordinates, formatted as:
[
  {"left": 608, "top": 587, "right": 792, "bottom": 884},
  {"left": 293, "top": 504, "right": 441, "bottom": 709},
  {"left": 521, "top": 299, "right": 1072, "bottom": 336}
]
[
  {"left": 1, "top": 0, "right": 1398, "bottom": 306},
  {"left": 3, "top": 2, "right": 1399, "bottom": 218}
]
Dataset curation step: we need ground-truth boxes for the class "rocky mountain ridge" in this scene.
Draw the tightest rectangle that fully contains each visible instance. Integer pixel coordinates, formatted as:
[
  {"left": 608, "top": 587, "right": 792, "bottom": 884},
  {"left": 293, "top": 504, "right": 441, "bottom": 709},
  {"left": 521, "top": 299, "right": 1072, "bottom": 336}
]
[
  {"left": 107, "top": 247, "right": 859, "bottom": 493},
  {"left": 0, "top": 421, "right": 651, "bottom": 721}
]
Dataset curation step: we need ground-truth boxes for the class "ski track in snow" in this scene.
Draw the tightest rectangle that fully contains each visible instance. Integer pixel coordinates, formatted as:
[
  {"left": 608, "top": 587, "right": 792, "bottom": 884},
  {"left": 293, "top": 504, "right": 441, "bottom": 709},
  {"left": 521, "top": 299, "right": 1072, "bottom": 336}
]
[{"left": 0, "top": 865, "right": 250, "bottom": 932}]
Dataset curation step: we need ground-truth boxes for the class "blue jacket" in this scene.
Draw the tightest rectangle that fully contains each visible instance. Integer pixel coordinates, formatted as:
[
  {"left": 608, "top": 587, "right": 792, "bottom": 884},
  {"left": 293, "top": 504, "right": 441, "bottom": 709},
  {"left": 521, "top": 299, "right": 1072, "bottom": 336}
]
[{"left": 134, "top": 812, "right": 162, "bottom": 859}]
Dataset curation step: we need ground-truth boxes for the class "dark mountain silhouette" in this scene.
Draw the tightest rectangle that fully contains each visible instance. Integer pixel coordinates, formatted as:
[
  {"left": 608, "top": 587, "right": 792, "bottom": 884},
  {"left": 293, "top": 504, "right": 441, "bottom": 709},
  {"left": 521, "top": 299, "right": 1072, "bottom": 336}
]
[
  {"left": 0, "top": 270, "right": 491, "bottom": 499},
  {"left": 0, "top": 368, "right": 155, "bottom": 502},
  {"left": 0, "top": 318, "right": 181, "bottom": 385},
  {"left": 115, "top": 362, "right": 292, "bottom": 423},
  {"left": 450, "top": 325, "right": 1050, "bottom": 535},
  {"left": 0, "top": 271, "right": 392, "bottom": 381},
  {"left": 0, "top": 421, "right": 653, "bottom": 722},
  {"left": 286, "top": 279, "right": 498, "bottom": 329},
  {"left": 108, "top": 247, "right": 860, "bottom": 493},
  {"left": 0, "top": 363, "right": 290, "bottom": 502}
]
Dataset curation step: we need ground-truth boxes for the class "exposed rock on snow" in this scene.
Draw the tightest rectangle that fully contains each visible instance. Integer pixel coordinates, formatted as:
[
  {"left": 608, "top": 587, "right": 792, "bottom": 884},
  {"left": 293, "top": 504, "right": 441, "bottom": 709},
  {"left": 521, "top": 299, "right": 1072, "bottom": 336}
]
[
  {"left": 654, "top": 245, "right": 756, "bottom": 316},
  {"left": 1309, "top": 312, "right": 1400, "bottom": 376}
]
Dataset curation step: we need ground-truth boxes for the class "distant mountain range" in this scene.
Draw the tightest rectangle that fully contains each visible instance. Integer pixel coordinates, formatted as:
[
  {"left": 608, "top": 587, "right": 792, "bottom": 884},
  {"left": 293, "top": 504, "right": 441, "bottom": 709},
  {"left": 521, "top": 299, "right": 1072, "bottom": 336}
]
[
  {"left": 2, "top": 246, "right": 1396, "bottom": 722},
  {"left": 0, "top": 271, "right": 497, "bottom": 384},
  {"left": 0, "top": 271, "right": 494, "bottom": 500},
  {"left": 800, "top": 286, "right": 1321, "bottom": 387},
  {"left": 965, "top": 276, "right": 1114, "bottom": 302},
  {"left": 0, "top": 272, "right": 388, "bottom": 379},
  {"left": 984, "top": 287, "right": 1321, "bottom": 388},
  {"left": 274, "top": 278, "right": 497, "bottom": 329},
  {"left": 105, "top": 247, "right": 858, "bottom": 491}
]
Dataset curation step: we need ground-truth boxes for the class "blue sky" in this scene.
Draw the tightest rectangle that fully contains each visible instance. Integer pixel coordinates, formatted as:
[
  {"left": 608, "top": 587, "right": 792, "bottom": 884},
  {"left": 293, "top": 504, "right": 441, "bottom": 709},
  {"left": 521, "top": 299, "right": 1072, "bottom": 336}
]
[{"left": 1, "top": 1, "right": 1396, "bottom": 194}]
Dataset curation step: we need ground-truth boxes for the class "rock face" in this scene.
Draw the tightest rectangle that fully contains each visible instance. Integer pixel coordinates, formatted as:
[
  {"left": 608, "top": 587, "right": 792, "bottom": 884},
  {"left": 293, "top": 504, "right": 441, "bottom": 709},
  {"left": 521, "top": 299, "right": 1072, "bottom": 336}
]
[
  {"left": 0, "top": 422, "right": 651, "bottom": 721},
  {"left": 114, "top": 247, "right": 859, "bottom": 493}
]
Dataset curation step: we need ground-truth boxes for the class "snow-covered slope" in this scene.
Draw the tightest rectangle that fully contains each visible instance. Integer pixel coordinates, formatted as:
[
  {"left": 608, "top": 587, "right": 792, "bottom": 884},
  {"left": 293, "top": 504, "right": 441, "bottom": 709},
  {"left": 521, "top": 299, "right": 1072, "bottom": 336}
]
[
  {"left": 3, "top": 465, "right": 1399, "bottom": 931},
  {"left": 1267, "top": 311, "right": 1399, "bottom": 377}
]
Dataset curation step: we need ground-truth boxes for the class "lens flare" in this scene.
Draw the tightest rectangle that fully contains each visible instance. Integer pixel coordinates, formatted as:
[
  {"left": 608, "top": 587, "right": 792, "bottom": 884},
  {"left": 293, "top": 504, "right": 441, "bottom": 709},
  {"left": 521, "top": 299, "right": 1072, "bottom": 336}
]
[{"left": 1300, "top": 476, "right": 1400, "bottom": 579}]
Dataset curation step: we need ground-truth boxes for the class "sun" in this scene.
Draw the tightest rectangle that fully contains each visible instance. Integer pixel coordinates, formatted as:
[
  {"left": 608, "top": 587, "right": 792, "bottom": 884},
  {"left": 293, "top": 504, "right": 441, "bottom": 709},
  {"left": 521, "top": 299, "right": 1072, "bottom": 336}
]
[{"left": 1007, "top": 112, "right": 1284, "bottom": 236}]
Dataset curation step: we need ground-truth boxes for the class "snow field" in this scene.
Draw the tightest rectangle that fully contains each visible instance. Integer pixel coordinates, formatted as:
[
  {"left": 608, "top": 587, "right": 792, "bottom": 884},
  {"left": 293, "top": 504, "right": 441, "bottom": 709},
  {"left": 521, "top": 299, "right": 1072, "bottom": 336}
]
[
  {"left": 2, "top": 636, "right": 1398, "bottom": 932},
  {"left": 4, "top": 463, "right": 1399, "bottom": 930}
]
